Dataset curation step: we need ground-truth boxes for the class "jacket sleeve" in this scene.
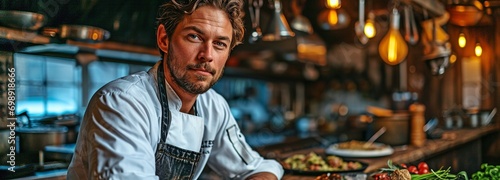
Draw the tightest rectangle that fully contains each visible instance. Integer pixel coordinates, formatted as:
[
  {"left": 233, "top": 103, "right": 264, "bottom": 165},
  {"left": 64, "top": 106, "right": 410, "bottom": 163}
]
[
  {"left": 206, "top": 97, "right": 284, "bottom": 179},
  {"left": 68, "top": 90, "right": 160, "bottom": 180}
]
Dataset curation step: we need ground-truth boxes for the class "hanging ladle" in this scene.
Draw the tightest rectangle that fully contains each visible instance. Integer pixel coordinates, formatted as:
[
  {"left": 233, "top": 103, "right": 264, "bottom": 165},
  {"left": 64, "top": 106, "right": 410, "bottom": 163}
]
[
  {"left": 404, "top": 5, "right": 419, "bottom": 45},
  {"left": 355, "top": 0, "right": 369, "bottom": 45},
  {"left": 248, "top": 0, "right": 263, "bottom": 43}
]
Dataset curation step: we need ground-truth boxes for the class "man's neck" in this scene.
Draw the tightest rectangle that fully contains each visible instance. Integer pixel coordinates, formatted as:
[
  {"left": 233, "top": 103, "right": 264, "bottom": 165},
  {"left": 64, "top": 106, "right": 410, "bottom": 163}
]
[{"left": 164, "top": 77, "right": 198, "bottom": 114}]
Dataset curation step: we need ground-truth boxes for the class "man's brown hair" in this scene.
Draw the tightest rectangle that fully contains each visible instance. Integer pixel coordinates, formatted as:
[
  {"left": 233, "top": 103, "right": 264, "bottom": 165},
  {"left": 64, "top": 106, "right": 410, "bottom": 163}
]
[{"left": 157, "top": 0, "right": 245, "bottom": 57}]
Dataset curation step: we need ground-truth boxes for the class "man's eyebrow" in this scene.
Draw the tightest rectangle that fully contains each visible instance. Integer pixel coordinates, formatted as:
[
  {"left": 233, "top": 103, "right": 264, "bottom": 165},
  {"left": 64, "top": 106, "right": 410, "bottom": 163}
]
[{"left": 184, "top": 26, "right": 231, "bottom": 42}]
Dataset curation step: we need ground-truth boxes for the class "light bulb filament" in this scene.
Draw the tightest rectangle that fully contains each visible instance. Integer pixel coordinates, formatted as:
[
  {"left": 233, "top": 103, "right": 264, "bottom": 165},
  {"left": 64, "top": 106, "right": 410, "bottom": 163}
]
[{"left": 388, "top": 34, "right": 397, "bottom": 62}]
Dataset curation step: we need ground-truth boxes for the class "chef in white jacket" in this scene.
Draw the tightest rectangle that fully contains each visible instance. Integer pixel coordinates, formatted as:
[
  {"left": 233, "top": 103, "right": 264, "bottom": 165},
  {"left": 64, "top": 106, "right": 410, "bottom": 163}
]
[{"left": 67, "top": 0, "right": 284, "bottom": 179}]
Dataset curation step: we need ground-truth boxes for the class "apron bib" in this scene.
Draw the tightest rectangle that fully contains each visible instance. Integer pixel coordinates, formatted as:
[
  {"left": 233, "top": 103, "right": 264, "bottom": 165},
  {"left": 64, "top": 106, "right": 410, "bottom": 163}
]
[{"left": 155, "top": 61, "right": 201, "bottom": 180}]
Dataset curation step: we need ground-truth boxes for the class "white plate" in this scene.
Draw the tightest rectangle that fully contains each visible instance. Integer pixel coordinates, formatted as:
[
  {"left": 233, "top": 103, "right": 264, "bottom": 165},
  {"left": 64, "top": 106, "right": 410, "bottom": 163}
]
[{"left": 325, "top": 142, "right": 394, "bottom": 158}]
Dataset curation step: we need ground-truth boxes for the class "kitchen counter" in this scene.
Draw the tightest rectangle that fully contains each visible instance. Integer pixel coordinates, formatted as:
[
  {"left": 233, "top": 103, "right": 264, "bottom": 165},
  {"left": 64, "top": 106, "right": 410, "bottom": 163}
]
[
  {"left": 9, "top": 125, "right": 498, "bottom": 180},
  {"left": 282, "top": 124, "right": 500, "bottom": 180}
]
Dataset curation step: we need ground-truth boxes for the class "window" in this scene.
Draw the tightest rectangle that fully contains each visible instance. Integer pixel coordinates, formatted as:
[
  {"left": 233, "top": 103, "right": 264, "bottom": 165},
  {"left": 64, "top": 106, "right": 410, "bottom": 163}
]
[
  {"left": 15, "top": 53, "right": 80, "bottom": 118},
  {"left": 15, "top": 53, "right": 152, "bottom": 119}
]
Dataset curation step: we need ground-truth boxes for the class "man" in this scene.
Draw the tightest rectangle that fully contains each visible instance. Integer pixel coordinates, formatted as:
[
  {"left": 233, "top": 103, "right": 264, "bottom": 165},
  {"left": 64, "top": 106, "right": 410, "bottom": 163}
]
[{"left": 67, "top": 0, "right": 284, "bottom": 179}]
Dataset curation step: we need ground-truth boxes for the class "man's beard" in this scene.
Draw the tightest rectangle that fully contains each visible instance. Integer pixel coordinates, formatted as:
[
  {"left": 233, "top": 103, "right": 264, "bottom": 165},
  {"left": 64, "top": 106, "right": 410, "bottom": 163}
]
[{"left": 166, "top": 46, "right": 223, "bottom": 94}]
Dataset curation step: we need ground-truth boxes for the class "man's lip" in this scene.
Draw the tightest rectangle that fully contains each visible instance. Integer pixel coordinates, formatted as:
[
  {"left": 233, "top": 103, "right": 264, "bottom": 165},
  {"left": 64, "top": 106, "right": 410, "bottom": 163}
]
[{"left": 192, "top": 68, "right": 213, "bottom": 75}]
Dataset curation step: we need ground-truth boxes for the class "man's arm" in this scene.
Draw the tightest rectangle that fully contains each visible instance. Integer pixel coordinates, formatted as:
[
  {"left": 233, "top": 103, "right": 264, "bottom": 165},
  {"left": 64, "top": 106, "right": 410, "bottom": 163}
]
[
  {"left": 204, "top": 93, "right": 284, "bottom": 179},
  {"left": 71, "top": 90, "right": 159, "bottom": 179}
]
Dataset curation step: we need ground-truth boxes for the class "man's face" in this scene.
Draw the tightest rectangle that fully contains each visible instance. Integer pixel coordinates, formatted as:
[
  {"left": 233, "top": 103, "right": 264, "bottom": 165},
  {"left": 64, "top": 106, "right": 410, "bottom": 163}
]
[{"left": 165, "top": 5, "right": 233, "bottom": 95}]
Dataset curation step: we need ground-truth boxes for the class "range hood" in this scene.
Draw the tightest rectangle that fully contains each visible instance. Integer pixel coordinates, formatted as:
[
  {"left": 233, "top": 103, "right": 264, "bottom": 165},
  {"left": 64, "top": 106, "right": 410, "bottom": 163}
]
[{"left": 234, "top": 33, "right": 327, "bottom": 66}]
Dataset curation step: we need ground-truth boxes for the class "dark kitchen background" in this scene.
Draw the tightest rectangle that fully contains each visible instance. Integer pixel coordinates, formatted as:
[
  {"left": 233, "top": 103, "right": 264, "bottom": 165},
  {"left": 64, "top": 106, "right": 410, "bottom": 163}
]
[
  {"left": 1, "top": 0, "right": 499, "bottom": 144},
  {"left": 1, "top": 0, "right": 500, "bottom": 178}
]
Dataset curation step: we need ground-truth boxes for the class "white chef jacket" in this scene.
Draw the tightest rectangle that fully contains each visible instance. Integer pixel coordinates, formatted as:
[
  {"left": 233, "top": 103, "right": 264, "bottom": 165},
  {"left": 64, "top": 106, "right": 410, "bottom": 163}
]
[{"left": 67, "top": 62, "right": 284, "bottom": 179}]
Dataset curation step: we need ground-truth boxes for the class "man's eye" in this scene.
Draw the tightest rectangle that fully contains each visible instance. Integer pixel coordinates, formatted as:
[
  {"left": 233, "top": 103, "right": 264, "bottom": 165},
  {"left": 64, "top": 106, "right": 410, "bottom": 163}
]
[
  {"left": 214, "top": 42, "right": 227, "bottom": 49},
  {"left": 188, "top": 34, "right": 200, "bottom": 40}
]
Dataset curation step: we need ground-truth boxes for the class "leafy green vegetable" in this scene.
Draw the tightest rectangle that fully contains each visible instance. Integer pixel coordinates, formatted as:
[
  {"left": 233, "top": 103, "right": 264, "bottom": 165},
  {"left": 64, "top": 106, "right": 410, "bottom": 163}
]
[
  {"left": 472, "top": 163, "right": 500, "bottom": 180},
  {"left": 380, "top": 160, "right": 468, "bottom": 180}
]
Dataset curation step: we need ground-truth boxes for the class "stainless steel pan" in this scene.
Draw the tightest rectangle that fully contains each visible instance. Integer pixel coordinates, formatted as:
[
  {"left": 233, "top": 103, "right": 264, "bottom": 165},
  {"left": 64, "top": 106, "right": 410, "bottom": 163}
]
[
  {"left": 42, "top": 24, "right": 111, "bottom": 42},
  {"left": 0, "top": 10, "right": 46, "bottom": 31}
]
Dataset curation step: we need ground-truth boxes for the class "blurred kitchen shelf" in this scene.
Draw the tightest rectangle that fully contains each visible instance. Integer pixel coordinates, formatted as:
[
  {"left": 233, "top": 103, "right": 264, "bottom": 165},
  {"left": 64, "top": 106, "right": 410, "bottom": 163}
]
[
  {"left": 16, "top": 43, "right": 160, "bottom": 66},
  {"left": 2, "top": 31, "right": 323, "bottom": 81}
]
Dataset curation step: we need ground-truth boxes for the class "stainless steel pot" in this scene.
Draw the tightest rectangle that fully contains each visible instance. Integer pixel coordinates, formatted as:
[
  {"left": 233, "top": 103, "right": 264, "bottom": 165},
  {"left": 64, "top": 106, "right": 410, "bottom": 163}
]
[
  {"left": 39, "top": 114, "right": 80, "bottom": 143},
  {"left": 16, "top": 126, "right": 67, "bottom": 160}
]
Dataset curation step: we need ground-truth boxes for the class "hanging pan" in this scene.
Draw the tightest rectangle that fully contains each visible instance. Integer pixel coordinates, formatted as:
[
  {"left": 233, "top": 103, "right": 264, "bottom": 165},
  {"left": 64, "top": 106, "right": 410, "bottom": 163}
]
[
  {"left": 0, "top": 10, "right": 47, "bottom": 31},
  {"left": 42, "top": 24, "right": 110, "bottom": 42}
]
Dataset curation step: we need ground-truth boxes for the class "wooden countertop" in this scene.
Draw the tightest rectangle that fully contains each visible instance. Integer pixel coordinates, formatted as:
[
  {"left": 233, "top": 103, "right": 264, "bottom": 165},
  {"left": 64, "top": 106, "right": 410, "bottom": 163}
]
[{"left": 282, "top": 125, "right": 500, "bottom": 180}]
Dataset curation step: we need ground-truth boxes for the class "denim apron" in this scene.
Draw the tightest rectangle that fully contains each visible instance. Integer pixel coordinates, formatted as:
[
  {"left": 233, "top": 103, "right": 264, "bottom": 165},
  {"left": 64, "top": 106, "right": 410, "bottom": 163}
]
[{"left": 155, "top": 61, "right": 201, "bottom": 180}]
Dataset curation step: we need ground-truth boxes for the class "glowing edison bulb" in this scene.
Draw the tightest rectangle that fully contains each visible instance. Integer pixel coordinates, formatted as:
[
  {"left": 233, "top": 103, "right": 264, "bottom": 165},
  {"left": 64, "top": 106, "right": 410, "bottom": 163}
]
[
  {"left": 458, "top": 33, "right": 466, "bottom": 48},
  {"left": 328, "top": 10, "right": 338, "bottom": 25},
  {"left": 450, "top": 53, "right": 457, "bottom": 64},
  {"left": 379, "top": 9, "right": 408, "bottom": 65},
  {"left": 318, "top": 9, "right": 350, "bottom": 30},
  {"left": 326, "top": 0, "right": 341, "bottom": 9},
  {"left": 364, "top": 12, "right": 377, "bottom": 38},
  {"left": 475, "top": 43, "right": 482, "bottom": 56},
  {"left": 364, "top": 19, "right": 376, "bottom": 38}
]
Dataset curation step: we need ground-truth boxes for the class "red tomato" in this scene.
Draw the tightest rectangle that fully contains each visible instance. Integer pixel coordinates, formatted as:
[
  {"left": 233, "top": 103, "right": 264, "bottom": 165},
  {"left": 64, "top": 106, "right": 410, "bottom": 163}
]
[
  {"left": 408, "top": 166, "right": 418, "bottom": 174},
  {"left": 418, "top": 162, "right": 429, "bottom": 171},
  {"left": 400, "top": 163, "right": 407, "bottom": 169},
  {"left": 419, "top": 168, "right": 429, "bottom": 174},
  {"left": 372, "top": 173, "right": 390, "bottom": 180}
]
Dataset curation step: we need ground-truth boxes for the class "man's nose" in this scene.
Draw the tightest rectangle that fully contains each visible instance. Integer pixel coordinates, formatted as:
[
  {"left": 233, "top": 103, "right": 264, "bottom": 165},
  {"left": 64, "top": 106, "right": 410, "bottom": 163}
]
[{"left": 197, "top": 43, "right": 214, "bottom": 62}]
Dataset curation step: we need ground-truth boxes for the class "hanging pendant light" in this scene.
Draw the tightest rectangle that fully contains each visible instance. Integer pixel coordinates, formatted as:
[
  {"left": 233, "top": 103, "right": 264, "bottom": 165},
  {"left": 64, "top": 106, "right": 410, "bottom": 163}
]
[
  {"left": 475, "top": 42, "right": 482, "bottom": 56},
  {"left": 458, "top": 32, "right": 466, "bottom": 48},
  {"left": 262, "top": 0, "right": 295, "bottom": 41},
  {"left": 326, "top": 0, "right": 341, "bottom": 9},
  {"left": 379, "top": 8, "right": 408, "bottom": 65},
  {"left": 364, "top": 12, "right": 376, "bottom": 38},
  {"left": 318, "top": 0, "right": 350, "bottom": 30},
  {"left": 450, "top": 53, "right": 457, "bottom": 64}
]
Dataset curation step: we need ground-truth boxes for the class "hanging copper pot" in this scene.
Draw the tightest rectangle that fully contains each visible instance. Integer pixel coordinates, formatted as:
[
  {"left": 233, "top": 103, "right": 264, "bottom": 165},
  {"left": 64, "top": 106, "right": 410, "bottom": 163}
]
[{"left": 448, "top": 4, "right": 483, "bottom": 26}]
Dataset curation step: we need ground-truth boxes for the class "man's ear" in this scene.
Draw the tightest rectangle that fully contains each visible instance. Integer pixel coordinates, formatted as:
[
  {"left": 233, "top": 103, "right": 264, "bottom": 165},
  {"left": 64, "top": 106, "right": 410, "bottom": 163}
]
[{"left": 157, "top": 24, "right": 169, "bottom": 53}]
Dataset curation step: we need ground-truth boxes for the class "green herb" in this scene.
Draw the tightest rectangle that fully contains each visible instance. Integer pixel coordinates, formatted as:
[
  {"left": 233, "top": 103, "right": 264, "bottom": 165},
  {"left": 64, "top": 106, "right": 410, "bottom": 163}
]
[
  {"left": 472, "top": 163, "right": 500, "bottom": 180},
  {"left": 410, "top": 167, "right": 468, "bottom": 180},
  {"left": 380, "top": 160, "right": 468, "bottom": 180}
]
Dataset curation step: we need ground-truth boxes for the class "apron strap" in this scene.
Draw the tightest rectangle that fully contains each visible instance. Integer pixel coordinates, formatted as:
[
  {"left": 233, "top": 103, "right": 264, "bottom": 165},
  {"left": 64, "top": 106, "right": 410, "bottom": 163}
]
[{"left": 157, "top": 61, "right": 171, "bottom": 143}]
